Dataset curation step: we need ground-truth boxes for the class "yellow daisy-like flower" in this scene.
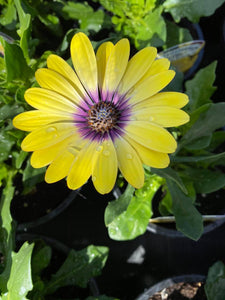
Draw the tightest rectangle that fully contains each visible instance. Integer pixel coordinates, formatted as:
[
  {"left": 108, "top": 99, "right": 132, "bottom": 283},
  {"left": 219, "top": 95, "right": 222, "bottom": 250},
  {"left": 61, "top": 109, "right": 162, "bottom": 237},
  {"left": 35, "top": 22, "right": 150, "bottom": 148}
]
[{"left": 13, "top": 33, "right": 189, "bottom": 194}]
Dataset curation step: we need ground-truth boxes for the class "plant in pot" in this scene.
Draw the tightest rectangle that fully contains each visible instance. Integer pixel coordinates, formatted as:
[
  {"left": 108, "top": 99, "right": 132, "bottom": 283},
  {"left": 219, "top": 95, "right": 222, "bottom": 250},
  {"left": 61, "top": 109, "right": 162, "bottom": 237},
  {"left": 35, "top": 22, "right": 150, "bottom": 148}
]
[
  {"left": 136, "top": 260, "right": 225, "bottom": 300},
  {"left": 1, "top": 0, "right": 225, "bottom": 298}
]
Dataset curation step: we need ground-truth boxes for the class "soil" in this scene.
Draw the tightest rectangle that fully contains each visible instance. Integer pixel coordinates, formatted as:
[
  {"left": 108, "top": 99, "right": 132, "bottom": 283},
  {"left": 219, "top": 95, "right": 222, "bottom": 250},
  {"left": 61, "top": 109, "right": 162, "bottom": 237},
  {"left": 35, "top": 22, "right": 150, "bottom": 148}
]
[
  {"left": 11, "top": 180, "right": 71, "bottom": 224},
  {"left": 149, "top": 281, "right": 207, "bottom": 300}
]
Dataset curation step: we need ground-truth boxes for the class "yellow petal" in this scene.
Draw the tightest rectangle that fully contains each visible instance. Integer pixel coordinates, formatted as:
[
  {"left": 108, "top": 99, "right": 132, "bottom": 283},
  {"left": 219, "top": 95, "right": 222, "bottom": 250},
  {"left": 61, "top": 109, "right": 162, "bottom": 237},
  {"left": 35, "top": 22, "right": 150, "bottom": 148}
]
[
  {"left": 118, "top": 47, "right": 157, "bottom": 94},
  {"left": 47, "top": 54, "right": 88, "bottom": 99},
  {"left": 35, "top": 68, "right": 82, "bottom": 105},
  {"left": 21, "top": 123, "right": 77, "bottom": 151},
  {"left": 126, "top": 136, "right": 170, "bottom": 168},
  {"left": 13, "top": 110, "right": 73, "bottom": 131},
  {"left": 70, "top": 32, "right": 98, "bottom": 100},
  {"left": 124, "top": 121, "right": 177, "bottom": 153},
  {"left": 92, "top": 138, "right": 118, "bottom": 194},
  {"left": 133, "top": 106, "right": 190, "bottom": 127},
  {"left": 24, "top": 88, "right": 78, "bottom": 113},
  {"left": 133, "top": 92, "right": 189, "bottom": 110},
  {"left": 45, "top": 150, "right": 76, "bottom": 183},
  {"left": 128, "top": 70, "right": 175, "bottom": 105},
  {"left": 30, "top": 136, "right": 76, "bottom": 168},
  {"left": 96, "top": 41, "right": 114, "bottom": 90},
  {"left": 67, "top": 141, "right": 98, "bottom": 190},
  {"left": 141, "top": 58, "right": 170, "bottom": 80},
  {"left": 102, "top": 39, "right": 130, "bottom": 95},
  {"left": 114, "top": 136, "right": 144, "bottom": 189}
]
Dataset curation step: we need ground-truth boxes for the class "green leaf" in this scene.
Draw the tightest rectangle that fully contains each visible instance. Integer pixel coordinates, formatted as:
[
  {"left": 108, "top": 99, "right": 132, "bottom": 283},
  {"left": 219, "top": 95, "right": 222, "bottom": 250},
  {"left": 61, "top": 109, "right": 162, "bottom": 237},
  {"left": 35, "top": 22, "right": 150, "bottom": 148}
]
[
  {"left": 185, "top": 62, "right": 217, "bottom": 112},
  {"left": 0, "top": 171, "right": 15, "bottom": 292},
  {"left": 3, "top": 40, "right": 33, "bottom": 82},
  {"left": 14, "top": 0, "right": 31, "bottom": 61},
  {"left": 163, "top": 0, "right": 225, "bottom": 23},
  {"left": 207, "top": 131, "right": 225, "bottom": 152},
  {"left": 205, "top": 261, "right": 225, "bottom": 300},
  {"left": 0, "top": 2, "right": 17, "bottom": 27},
  {"left": 172, "top": 151, "right": 225, "bottom": 165},
  {"left": 184, "top": 134, "right": 212, "bottom": 150},
  {"left": 2, "top": 242, "right": 34, "bottom": 300},
  {"left": 180, "top": 167, "right": 225, "bottom": 194},
  {"left": 31, "top": 242, "right": 52, "bottom": 276},
  {"left": 136, "top": 6, "right": 166, "bottom": 48},
  {"left": 165, "top": 20, "right": 192, "bottom": 48},
  {"left": 0, "top": 128, "right": 15, "bottom": 163},
  {"left": 44, "top": 245, "right": 108, "bottom": 295},
  {"left": 152, "top": 167, "right": 187, "bottom": 194},
  {"left": 62, "top": 2, "right": 104, "bottom": 33},
  {"left": 167, "top": 179, "right": 203, "bottom": 240},
  {"left": 22, "top": 159, "right": 45, "bottom": 193},
  {"left": 180, "top": 103, "right": 225, "bottom": 148},
  {"left": 105, "top": 175, "right": 163, "bottom": 240}
]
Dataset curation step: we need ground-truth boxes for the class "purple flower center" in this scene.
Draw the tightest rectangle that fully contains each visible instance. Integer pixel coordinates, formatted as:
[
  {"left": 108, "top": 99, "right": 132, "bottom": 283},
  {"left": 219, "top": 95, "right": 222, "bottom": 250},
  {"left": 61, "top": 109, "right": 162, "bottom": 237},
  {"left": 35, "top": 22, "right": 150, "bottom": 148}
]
[
  {"left": 74, "top": 92, "right": 131, "bottom": 142},
  {"left": 87, "top": 102, "right": 120, "bottom": 134}
]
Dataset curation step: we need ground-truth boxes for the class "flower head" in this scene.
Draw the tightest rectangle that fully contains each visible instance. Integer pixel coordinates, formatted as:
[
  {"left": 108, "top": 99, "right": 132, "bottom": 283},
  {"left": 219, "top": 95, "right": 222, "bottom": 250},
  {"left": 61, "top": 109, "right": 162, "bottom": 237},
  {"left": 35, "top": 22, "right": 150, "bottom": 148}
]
[{"left": 13, "top": 33, "right": 189, "bottom": 194}]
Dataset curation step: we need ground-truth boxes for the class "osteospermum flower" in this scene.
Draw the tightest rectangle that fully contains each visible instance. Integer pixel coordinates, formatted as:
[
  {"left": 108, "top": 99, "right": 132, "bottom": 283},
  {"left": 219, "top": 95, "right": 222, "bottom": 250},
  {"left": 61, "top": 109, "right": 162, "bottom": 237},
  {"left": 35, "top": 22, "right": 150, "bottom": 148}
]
[{"left": 13, "top": 33, "right": 189, "bottom": 194}]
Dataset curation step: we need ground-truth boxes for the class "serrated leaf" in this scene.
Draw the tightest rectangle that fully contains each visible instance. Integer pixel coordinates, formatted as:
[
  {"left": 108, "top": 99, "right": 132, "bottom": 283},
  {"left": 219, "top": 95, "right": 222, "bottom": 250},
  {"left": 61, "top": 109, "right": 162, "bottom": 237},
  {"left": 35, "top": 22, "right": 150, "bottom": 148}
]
[
  {"left": 205, "top": 261, "right": 225, "bottom": 300},
  {"left": 136, "top": 6, "right": 166, "bottom": 48},
  {"left": 163, "top": 0, "right": 225, "bottom": 23},
  {"left": 105, "top": 175, "right": 163, "bottom": 240},
  {"left": 44, "top": 245, "right": 108, "bottom": 295},
  {"left": 167, "top": 179, "right": 203, "bottom": 240},
  {"left": 185, "top": 62, "right": 217, "bottom": 112},
  {"left": 3, "top": 242, "right": 34, "bottom": 300}
]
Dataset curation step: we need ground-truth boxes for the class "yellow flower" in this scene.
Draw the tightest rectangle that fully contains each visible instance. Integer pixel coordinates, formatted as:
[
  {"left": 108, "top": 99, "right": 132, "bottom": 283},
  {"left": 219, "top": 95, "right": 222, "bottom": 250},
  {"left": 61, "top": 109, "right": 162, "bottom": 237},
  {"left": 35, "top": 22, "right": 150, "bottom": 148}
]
[{"left": 13, "top": 33, "right": 189, "bottom": 194}]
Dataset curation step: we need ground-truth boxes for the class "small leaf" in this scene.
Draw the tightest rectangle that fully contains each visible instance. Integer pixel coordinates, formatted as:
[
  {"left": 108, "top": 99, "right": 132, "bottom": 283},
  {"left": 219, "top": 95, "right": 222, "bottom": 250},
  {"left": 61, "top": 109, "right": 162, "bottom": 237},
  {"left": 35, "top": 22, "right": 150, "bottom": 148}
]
[
  {"left": 172, "top": 151, "right": 225, "bottom": 165},
  {"left": 44, "top": 245, "right": 108, "bottom": 295},
  {"left": 3, "top": 40, "right": 33, "bottom": 82},
  {"left": 5, "top": 242, "right": 34, "bottom": 299},
  {"left": 0, "top": 171, "right": 15, "bottom": 292},
  {"left": 184, "top": 135, "right": 212, "bottom": 150},
  {"left": 205, "top": 261, "right": 225, "bottom": 300},
  {"left": 180, "top": 167, "right": 225, "bottom": 194},
  {"left": 185, "top": 62, "right": 217, "bottom": 112},
  {"left": 163, "top": 0, "right": 225, "bottom": 23},
  {"left": 105, "top": 175, "right": 163, "bottom": 240},
  {"left": 152, "top": 167, "right": 187, "bottom": 194},
  {"left": 14, "top": 0, "right": 32, "bottom": 61},
  {"left": 167, "top": 179, "right": 203, "bottom": 240},
  {"left": 180, "top": 103, "right": 225, "bottom": 148}
]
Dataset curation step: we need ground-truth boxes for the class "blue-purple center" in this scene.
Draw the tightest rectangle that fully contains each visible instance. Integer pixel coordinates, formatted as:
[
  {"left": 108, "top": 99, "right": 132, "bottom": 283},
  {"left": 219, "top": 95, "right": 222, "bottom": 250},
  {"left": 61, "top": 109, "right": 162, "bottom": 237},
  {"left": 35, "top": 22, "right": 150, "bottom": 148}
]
[
  {"left": 88, "top": 101, "right": 119, "bottom": 134},
  {"left": 74, "top": 92, "right": 131, "bottom": 141}
]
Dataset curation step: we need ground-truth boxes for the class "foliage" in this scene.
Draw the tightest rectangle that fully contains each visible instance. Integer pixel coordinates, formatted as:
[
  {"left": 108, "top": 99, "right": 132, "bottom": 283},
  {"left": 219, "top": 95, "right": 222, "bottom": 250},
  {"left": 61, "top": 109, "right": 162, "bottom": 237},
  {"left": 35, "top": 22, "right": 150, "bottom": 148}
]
[{"left": 205, "top": 261, "right": 225, "bottom": 300}]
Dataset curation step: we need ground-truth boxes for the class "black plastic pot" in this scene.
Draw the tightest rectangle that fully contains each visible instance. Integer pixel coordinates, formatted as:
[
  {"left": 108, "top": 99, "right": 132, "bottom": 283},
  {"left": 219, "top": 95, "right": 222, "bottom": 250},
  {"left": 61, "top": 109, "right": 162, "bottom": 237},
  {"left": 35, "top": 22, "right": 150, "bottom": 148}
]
[
  {"left": 136, "top": 274, "right": 206, "bottom": 300},
  {"left": 12, "top": 181, "right": 80, "bottom": 232}
]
